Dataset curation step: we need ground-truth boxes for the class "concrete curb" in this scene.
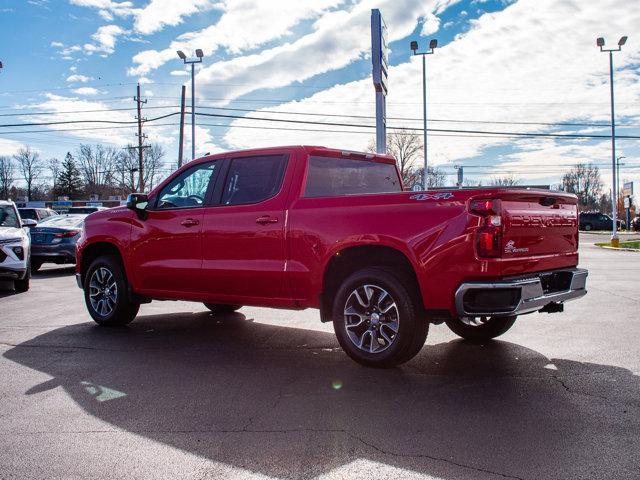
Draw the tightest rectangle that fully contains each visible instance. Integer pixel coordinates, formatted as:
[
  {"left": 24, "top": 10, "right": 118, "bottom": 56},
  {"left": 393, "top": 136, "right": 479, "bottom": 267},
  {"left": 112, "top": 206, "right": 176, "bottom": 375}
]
[{"left": 596, "top": 245, "right": 640, "bottom": 252}]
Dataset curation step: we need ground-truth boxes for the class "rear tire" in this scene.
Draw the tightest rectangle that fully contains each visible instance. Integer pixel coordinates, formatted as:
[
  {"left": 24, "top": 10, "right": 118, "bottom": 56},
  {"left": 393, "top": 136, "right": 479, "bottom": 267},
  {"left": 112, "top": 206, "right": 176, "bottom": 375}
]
[
  {"left": 84, "top": 255, "right": 139, "bottom": 326},
  {"left": 332, "top": 267, "right": 428, "bottom": 368},
  {"left": 583, "top": 224, "right": 592, "bottom": 231},
  {"left": 445, "top": 315, "right": 517, "bottom": 342},
  {"left": 203, "top": 303, "right": 242, "bottom": 314}
]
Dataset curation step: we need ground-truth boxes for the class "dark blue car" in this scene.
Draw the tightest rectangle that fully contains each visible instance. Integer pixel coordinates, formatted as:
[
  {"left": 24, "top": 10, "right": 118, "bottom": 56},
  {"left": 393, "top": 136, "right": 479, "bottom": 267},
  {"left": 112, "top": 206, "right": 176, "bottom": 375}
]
[{"left": 30, "top": 214, "right": 87, "bottom": 272}]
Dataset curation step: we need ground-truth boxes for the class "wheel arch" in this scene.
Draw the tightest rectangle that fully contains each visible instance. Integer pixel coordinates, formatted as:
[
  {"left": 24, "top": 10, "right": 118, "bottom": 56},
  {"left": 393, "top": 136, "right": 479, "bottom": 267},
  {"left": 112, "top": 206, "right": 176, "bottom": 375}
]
[
  {"left": 79, "top": 241, "right": 126, "bottom": 286},
  {"left": 319, "top": 244, "right": 425, "bottom": 323}
]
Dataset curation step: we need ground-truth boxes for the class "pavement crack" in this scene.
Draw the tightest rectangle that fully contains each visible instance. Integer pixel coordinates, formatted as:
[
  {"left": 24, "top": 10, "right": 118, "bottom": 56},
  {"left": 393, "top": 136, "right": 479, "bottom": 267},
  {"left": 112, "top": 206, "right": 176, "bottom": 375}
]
[{"left": 344, "top": 431, "right": 526, "bottom": 480}]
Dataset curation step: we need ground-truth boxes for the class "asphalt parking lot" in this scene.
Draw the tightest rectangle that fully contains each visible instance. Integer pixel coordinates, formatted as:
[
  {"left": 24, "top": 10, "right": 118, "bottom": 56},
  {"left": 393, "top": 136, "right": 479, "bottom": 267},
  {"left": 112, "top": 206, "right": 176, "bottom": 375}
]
[{"left": 1, "top": 232, "right": 639, "bottom": 480}]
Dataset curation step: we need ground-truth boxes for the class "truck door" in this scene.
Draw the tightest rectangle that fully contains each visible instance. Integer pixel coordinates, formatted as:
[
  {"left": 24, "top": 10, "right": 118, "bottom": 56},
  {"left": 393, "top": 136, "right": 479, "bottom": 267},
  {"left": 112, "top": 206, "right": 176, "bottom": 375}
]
[
  {"left": 129, "top": 160, "right": 220, "bottom": 297},
  {"left": 200, "top": 153, "right": 289, "bottom": 303}
]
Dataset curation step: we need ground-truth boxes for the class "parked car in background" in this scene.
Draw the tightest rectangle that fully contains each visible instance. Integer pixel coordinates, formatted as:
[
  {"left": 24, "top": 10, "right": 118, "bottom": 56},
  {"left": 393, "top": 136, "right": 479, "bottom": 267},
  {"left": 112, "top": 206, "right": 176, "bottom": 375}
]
[
  {"left": 632, "top": 216, "right": 640, "bottom": 232},
  {"left": 18, "top": 207, "right": 58, "bottom": 223},
  {"left": 30, "top": 214, "right": 87, "bottom": 272},
  {"left": 579, "top": 212, "right": 624, "bottom": 231},
  {"left": 0, "top": 200, "right": 32, "bottom": 292},
  {"left": 66, "top": 206, "right": 108, "bottom": 215}
]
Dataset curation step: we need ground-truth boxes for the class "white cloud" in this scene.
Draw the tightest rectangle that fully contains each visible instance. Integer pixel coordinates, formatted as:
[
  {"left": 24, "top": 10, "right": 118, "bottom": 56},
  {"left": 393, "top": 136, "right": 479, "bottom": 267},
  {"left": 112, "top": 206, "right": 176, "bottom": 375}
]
[
  {"left": 421, "top": 13, "right": 440, "bottom": 35},
  {"left": 138, "top": 76, "right": 153, "bottom": 84},
  {"left": 193, "top": 0, "right": 457, "bottom": 105},
  {"left": 221, "top": 0, "right": 640, "bottom": 190},
  {"left": 84, "top": 24, "right": 127, "bottom": 55},
  {"left": 133, "top": 0, "right": 222, "bottom": 35},
  {"left": 170, "top": 70, "right": 190, "bottom": 77},
  {"left": 128, "top": 0, "right": 344, "bottom": 76},
  {"left": 68, "top": 0, "right": 134, "bottom": 18},
  {"left": 0, "top": 138, "right": 26, "bottom": 157},
  {"left": 72, "top": 87, "right": 100, "bottom": 95},
  {"left": 66, "top": 74, "right": 93, "bottom": 82}
]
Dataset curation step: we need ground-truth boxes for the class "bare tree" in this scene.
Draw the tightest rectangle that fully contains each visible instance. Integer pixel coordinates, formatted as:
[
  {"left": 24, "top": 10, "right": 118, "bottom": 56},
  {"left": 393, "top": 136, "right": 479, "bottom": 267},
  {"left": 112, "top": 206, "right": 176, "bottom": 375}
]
[
  {"left": 490, "top": 176, "right": 519, "bottom": 187},
  {"left": 13, "top": 146, "right": 43, "bottom": 201},
  {"left": 562, "top": 163, "right": 603, "bottom": 210},
  {"left": 48, "top": 158, "right": 60, "bottom": 193},
  {"left": 0, "top": 156, "right": 15, "bottom": 199},
  {"left": 76, "top": 144, "right": 119, "bottom": 194},
  {"left": 116, "top": 143, "right": 166, "bottom": 193},
  {"left": 407, "top": 166, "right": 446, "bottom": 189},
  {"left": 367, "top": 129, "right": 423, "bottom": 185}
]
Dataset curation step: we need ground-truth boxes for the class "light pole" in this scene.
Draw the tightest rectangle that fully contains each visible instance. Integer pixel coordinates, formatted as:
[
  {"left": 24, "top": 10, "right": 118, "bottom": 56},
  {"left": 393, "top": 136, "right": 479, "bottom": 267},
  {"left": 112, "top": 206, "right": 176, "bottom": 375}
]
[
  {"left": 177, "top": 49, "right": 204, "bottom": 161},
  {"left": 597, "top": 35, "right": 627, "bottom": 246},
  {"left": 410, "top": 39, "right": 437, "bottom": 190}
]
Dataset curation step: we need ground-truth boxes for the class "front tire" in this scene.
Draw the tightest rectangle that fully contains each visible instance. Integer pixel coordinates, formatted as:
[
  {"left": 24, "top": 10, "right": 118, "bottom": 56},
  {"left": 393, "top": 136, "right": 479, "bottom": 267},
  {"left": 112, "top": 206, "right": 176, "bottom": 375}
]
[
  {"left": 31, "top": 260, "right": 43, "bottom": 273},
  {"left": 583, "top": 224, "right": 592, "bottom": 231},
  {"left": 84, "top": 255, "right": 139, "bottom": 326},
  {"left": 203, "top": 303, "right": 242, "bottom": 314},
  {"left": 332, "top": 267, "right": 428, "bottom": 368},
  {"left": 445, "top": 315, "right": 517, "bottom": 342},
  {"left": 14, "top": 260, "right": 30, "bottom": 293}
]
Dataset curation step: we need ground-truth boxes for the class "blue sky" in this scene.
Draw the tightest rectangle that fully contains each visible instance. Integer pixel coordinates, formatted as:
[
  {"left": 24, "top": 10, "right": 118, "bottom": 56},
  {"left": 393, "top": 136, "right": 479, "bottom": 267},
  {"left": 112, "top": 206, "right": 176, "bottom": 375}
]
[{"left": 1, "top": 0, "right": 639, "bottom": 190}]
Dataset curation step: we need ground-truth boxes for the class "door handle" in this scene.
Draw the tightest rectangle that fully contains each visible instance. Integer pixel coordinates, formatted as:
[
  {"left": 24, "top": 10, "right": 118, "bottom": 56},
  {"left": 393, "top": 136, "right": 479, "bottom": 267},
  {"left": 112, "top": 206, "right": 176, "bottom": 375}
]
[
  {"left": 180, "top": 218, "right": 200, "bottom": 227},
  {"left": 256, "top": 216, "right": 278, "bottom": 225}
]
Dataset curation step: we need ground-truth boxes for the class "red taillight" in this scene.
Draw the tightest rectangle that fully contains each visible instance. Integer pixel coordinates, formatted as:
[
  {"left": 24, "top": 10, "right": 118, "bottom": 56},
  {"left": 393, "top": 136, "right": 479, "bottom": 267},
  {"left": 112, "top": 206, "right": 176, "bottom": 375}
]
[
  {"left": 54, "top": 230, "right": 80, "bottom": 238},
  {"left": 476, "top": 225, "right": 502, "bottom": 258},
  {"left": 470, "top": 199, "right": 502, "bottom": 258},
  {"left": 470, "top": 199, "right": 498, "bottom": 215}
]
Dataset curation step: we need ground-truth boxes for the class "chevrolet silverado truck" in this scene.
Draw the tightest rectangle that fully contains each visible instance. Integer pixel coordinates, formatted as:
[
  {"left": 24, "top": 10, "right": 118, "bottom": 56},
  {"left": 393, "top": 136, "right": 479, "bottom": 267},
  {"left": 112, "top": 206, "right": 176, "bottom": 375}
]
[{"left": 75, "top": 146, "right": 588, "bottom": 367}]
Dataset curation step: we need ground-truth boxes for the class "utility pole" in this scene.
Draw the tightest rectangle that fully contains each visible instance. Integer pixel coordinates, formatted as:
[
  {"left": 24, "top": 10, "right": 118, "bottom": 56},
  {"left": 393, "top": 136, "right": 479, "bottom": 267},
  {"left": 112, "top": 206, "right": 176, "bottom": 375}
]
[
  {"left": 178, "top": 85, "right": 186, "bottom": 168},
  {"left": 132, "top": 83, "right": 150, "bottom": 192}
]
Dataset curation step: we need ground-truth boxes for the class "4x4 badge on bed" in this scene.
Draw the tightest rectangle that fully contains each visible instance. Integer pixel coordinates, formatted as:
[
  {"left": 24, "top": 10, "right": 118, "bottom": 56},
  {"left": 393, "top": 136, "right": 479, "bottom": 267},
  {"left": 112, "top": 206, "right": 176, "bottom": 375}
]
[{"left": 409, "top": 192, "right": 454, "bottom": 201}]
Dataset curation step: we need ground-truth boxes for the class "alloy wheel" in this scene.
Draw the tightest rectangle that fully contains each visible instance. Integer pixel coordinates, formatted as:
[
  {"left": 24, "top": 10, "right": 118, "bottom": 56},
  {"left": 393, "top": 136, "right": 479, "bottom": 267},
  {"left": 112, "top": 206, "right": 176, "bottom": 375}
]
[
  {"left": 343, "top": 284, "right": 399, "bottom": 354},
  {"left": 89, "top": 267, "right": 118, "bottom": 317}
]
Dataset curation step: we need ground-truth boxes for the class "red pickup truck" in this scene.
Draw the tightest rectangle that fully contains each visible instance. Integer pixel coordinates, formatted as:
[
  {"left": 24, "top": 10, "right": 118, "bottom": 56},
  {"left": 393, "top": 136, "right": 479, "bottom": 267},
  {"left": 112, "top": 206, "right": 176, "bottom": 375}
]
[{"left": 75, "top": 146, "right": 587, "bottom": 367}]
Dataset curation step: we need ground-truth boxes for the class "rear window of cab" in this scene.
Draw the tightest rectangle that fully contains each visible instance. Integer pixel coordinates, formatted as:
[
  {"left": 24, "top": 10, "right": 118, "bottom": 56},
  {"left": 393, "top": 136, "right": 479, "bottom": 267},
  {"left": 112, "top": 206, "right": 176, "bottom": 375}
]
[{"left": 304, "top": 156, "right": 401, "bottom": 198}]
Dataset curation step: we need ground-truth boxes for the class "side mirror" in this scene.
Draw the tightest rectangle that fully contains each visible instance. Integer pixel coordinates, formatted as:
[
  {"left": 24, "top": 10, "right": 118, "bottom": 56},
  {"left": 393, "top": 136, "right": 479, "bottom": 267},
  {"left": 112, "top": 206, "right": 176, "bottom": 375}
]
[
  {"left": 22, "top": 219, "right": 37, "bottom": 228},
  {"left": 126, "top": 193, "right": 149, "bottom": 219}
]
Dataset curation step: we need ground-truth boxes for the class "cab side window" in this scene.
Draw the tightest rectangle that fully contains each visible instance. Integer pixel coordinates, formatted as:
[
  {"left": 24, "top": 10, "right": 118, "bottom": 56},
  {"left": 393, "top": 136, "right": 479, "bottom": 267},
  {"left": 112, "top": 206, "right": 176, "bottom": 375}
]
[
  {"left": 221, "top": 155, "right": 287, "bottom": 206},
  {"left": 156, "top": 161, "right": 217, "bottom": 210}
]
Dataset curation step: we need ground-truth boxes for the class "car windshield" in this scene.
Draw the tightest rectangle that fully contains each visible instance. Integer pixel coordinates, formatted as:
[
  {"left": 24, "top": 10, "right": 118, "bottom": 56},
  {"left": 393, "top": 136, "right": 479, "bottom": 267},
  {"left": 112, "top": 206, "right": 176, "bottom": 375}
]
[
  {"left": 0, "top": 205, "right": 21, "bottom": 228},
  {"left": 18, "top": 209, "right": 37, "bottom": 220},
  {"left": 38, "top": 214, "right": 86, "bottom": 228}
]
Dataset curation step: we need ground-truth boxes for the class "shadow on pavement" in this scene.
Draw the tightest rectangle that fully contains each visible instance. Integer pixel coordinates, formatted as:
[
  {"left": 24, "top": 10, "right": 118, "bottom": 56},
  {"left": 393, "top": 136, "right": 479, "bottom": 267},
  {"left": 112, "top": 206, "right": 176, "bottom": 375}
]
[{"left": 4, "top": 311, "right": 640, "bottom": 479}]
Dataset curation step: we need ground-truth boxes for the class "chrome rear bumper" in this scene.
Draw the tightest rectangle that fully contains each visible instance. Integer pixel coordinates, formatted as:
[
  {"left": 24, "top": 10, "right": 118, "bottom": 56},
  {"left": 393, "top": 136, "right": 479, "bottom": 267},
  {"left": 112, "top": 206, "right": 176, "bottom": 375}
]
[{"left": 455, "top": 268, "right": 588, "bottom": 317}]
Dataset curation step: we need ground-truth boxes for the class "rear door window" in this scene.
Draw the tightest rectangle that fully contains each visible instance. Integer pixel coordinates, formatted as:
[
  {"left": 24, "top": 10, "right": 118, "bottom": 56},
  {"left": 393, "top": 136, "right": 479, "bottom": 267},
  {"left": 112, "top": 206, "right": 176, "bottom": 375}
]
[
  {"left": 221, "top": 154, "right": 287, "bottom": 206},
  {"left": 304, "top": 156, "right": 401, "bottom": 197}
]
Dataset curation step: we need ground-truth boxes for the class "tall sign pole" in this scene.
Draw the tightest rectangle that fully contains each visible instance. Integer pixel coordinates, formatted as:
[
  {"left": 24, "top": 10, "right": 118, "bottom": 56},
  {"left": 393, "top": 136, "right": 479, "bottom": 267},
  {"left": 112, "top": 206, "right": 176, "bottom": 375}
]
[{"left": 371, "top": 9, "right": 388, "bottom": 155}]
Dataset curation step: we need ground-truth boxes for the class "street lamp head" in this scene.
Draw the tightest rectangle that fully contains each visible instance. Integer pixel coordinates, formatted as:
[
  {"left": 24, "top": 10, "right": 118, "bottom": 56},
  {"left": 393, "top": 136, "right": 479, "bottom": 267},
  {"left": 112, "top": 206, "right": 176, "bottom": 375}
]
[
  {"left": 195, "top": 48, "right": 204, "bottom": 58},
  {"left": 177, "top": 50, "right": 187, "bottom": 60},
  {"left": 596, "top": 37, "right": 605, "bottom": 47},
  {"left": 618, "top": 36, "right": 627, "bottom": 46},
  {"left": 410, "top": 40, "right": 418, "bottom": 53},
  {"left": 429, "top": 39, "right": 438, "bottom": 49}
]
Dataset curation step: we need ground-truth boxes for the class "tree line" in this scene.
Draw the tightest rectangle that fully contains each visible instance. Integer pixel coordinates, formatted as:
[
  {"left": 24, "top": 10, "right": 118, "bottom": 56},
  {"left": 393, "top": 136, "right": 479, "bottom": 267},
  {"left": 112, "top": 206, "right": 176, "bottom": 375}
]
[
  {"left": 367, "top": 130, "right": 613, "bottom": 213},
  {"left": 0, "top": 143, "right": 167, "bottom": 201}
]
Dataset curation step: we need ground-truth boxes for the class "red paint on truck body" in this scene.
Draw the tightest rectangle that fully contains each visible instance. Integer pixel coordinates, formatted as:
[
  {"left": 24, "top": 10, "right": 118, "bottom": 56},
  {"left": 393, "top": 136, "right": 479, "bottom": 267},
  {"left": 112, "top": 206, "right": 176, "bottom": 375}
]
[{"left": 76, "top": 146, "right": 580, "bottom": 318}]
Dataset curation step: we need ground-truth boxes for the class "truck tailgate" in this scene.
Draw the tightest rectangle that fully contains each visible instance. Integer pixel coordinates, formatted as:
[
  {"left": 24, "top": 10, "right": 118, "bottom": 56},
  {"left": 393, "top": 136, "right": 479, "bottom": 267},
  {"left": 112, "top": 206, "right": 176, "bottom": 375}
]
[{"left": 500, "top": 191, "right": 578, "bottom": 258}]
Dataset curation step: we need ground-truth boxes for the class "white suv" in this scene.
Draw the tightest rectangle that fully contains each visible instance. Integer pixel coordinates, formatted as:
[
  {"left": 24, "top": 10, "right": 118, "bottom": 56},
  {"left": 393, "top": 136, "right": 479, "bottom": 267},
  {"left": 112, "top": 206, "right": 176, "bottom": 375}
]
[{"left": 0, "top": 200, "right": 32, "bottom": 292}]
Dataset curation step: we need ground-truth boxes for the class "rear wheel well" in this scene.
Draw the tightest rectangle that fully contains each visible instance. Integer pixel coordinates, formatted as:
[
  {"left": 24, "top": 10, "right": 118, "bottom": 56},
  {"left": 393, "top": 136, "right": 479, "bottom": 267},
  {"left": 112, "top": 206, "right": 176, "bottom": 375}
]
[
  {"left": 320, "top": 245, "right": 424, "bottom": 322},
  {"left": 80, "top": 242, "right": 123, "bottom": 284}
]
